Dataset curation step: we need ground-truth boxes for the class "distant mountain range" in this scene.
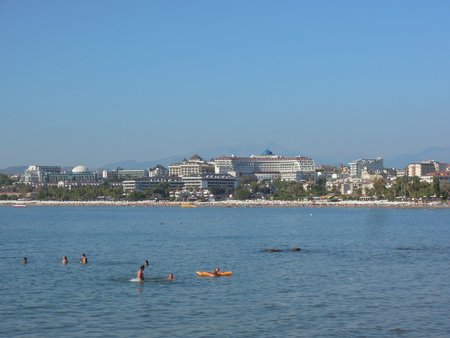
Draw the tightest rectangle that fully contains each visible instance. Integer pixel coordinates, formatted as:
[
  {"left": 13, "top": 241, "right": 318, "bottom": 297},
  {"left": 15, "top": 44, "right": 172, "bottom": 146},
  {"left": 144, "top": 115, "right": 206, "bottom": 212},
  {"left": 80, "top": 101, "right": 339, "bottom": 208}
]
[
  {"left": 100, "top": 156, "right": 186, "bottom": 170},
  {"left": 384, "top": 146, "right": 450, "bottom": 168},
  {"left": 1, "top": 146, "right": 449, "bottom": 175},
  {"left": 0, "top": 166, "right": 27, "bottom": 175},
  {"left": 100, "top": 143, "right": 299, "bottom": 170}
]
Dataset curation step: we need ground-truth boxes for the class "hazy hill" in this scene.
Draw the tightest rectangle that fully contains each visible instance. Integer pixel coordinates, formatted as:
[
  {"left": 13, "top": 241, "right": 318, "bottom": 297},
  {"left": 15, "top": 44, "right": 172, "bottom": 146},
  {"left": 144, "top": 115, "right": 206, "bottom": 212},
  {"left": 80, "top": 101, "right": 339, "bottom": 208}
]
[
  {"left": 100, "top": 143, "right": 302, "bottom": 169},
  {"left": 2, "top": 146, "right": 449, "bottom": 174},
  {"left": 385, "top": 146, "right": 450, "bottom": 168},
  {"left": 0, "top": 166, "right": 27, "bottom": 175},
  {"left": 100, "top": 156, "right": 185, "bottom": 170}
]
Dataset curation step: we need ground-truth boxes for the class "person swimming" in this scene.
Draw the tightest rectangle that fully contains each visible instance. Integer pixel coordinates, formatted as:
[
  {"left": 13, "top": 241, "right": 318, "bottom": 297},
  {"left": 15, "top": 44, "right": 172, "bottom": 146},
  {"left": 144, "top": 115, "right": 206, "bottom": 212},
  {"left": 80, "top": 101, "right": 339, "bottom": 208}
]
[
  {"left": 167, "top": 273, "right": 175, "bottom": 280},
  {"left": 22, "top": 257, "right": 28, "bottom": 264},
  {"left": 62, "top": 256, "right": 68, "bottom": 264},
  {"left": 136, "top": 265, "right": 145, "bottom": 281},
  {"left": 144, "top": 260, "right": 149, "bottom": 267},
  {"left": 80, "top": 253, "right": 88, "bottom": 264}
]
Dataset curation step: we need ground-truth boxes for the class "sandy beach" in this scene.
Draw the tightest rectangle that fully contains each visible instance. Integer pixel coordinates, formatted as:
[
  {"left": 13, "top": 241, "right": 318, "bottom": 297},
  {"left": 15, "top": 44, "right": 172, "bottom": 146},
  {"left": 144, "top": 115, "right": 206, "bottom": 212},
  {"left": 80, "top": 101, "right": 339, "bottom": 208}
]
[{"left": 1, "top": 199, "right": 448, "bottom": 209}]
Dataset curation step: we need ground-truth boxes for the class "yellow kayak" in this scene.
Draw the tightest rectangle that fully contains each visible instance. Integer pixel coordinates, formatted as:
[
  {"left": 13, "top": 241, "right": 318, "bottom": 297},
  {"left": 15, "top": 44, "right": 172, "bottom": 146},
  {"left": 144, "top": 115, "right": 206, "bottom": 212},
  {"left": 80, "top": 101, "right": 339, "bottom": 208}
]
[{"left": 196, "top": 271, "right": 233, "bottom": 277}]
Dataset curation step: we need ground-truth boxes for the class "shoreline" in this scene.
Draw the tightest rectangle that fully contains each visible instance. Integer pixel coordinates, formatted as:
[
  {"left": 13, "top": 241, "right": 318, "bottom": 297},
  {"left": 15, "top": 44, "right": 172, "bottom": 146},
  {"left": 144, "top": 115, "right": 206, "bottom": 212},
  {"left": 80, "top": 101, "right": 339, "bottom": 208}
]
[{"left": 1, "top": 200, "right": 448, "bottom": 209}]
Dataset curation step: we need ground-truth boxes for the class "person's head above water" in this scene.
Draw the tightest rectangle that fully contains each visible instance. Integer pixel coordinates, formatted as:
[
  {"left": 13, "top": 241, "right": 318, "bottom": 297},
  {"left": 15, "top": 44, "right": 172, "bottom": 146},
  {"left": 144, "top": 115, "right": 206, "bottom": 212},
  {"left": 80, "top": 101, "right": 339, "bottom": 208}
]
[
  {"left": 144, "top": 260, "right": 149, "bottom": 266},
  {"left": 80, "top": 253, "right": 88, "bottom": 264},
  {"left": 22, "top": 257, "right": 27, "bottom": 264}
]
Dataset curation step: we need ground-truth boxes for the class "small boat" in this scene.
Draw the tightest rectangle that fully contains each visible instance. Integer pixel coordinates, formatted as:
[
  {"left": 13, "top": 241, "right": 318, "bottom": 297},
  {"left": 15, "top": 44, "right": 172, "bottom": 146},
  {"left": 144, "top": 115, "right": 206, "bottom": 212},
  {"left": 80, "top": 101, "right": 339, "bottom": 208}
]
[
  {"left": 12, "top": 204, "right": 26, "bottom": 208},
  {"left": 196, "top": 271, "right": 233, "bottom": 277}
]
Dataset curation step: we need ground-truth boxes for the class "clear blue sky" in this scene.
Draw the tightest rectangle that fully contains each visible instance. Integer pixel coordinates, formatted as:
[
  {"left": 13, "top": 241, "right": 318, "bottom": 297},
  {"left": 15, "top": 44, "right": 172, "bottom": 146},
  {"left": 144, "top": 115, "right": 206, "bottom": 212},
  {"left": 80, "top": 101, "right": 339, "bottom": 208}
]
[{"left": 1, "top": 1, "right": 449, "bottom": 168}]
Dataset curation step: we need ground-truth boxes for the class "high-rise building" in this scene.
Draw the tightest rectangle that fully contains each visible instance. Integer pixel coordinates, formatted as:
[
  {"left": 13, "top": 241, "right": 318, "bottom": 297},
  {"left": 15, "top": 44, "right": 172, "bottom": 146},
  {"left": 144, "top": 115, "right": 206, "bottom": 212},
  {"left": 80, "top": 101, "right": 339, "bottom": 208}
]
[{"left": 349, "top": 158, "right": 384, "bottom": 178}]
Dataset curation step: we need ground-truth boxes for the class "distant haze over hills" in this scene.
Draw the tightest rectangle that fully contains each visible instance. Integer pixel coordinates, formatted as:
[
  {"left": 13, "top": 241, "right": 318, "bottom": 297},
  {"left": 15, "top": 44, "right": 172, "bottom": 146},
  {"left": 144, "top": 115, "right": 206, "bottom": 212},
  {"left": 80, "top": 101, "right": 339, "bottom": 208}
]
[
  {"left": 100, "top": 145, "right": 449, "bottom": 170},
  {"left": 384, "top": 146, "right": 450, "bottom": 168},
  {"left": 0, "top": 166, "right": 27, "bottom": 175},
  {"left": 1, "top": 146, "right": 449, "bottom": 174}
]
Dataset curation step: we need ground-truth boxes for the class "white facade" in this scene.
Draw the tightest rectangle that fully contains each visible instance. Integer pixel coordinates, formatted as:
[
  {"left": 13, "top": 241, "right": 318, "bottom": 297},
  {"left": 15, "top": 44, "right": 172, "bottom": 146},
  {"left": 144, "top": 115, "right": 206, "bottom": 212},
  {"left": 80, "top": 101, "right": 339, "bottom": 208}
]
[
  {"left": 214, "top": 150, "right": 317, "bottom": 182},
  {"left": 168, "top": 154, "right": 213, "bottom": 177},
  {"left": 148, "top": 165, "right": 169, "bottom": 177},
  {"left": 24, "top": 165, "right": 61, "bottom": 184}
]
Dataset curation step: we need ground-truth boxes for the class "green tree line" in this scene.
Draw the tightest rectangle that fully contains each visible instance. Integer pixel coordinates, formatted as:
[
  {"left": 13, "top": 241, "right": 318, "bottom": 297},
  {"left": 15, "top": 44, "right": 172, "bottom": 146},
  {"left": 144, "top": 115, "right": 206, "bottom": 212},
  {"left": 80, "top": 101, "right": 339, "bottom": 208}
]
[
  {"left": 35, "top": 183, "right": 124, "bottom": 201},
  {"left": 367, "top": 177, "right": 447, "bottom": 200}
]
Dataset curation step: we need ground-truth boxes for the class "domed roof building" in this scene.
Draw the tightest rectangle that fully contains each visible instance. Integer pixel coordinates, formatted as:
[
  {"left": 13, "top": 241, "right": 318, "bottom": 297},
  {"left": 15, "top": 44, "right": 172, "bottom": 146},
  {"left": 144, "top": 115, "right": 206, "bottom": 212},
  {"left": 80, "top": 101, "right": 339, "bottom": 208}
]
[
  {"left": 261, "top": 149, "right": 274, "bottom": 156},
  {"left": 72, "top": 165, "right": 89, "bottom": 173}
]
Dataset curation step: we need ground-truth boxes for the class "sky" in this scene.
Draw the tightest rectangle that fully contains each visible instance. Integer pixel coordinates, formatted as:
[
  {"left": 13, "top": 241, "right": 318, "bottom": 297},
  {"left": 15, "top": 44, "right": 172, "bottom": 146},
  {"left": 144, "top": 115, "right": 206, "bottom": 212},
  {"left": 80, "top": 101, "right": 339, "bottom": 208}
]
[{"left": 1, "top": 1, "right": 449, "bottom": 168}]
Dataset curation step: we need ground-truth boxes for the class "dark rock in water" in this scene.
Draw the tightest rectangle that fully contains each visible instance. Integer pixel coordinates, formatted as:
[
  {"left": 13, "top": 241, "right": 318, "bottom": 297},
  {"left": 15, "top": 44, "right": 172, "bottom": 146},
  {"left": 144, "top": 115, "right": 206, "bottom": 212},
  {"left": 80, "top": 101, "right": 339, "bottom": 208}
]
[
  {"left": 264, "top": 248, "right": 282, "bottom": 253},
  {"left": 264, "top": 247, "right": 301, "bottom": 253},
  {"left": 389, "top": 328, "right": 407, "bottom": 335}
]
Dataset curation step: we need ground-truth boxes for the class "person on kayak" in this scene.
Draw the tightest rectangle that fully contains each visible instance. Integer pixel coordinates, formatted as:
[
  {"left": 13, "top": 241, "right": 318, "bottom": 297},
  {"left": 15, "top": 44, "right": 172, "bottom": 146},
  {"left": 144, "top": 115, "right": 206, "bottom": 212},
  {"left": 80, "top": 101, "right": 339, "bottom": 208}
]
[
  {"left": 80, "top": 253, "right": 88, "bottom": 264},
  {"left": 62, "top": 256, "right": 68, "bottom": 264},
  {"left": 137, "top": 265, "right": 145, "bottom": 281},
  {"left": 213, "top": 267, "right": 221, "bottom": 276}
]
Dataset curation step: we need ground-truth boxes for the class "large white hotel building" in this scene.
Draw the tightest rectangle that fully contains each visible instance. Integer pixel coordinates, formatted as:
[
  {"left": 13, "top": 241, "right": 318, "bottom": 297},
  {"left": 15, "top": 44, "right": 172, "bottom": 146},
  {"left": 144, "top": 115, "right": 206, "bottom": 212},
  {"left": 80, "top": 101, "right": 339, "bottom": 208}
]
[{"left": 214, "top": 149, "right": 317, "bottom": 182}]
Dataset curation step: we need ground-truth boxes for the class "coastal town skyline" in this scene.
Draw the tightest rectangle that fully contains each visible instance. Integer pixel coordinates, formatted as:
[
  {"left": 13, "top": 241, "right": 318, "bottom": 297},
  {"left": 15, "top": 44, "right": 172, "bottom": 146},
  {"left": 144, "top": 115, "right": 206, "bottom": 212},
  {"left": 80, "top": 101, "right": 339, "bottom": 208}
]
[
  {"left": 1, "top": 2, "right": 450, "bottom": 168},
  {"left": 1, "top": 143, "right": 449, "bottom": 172},
  {"left": 2, "top": 150, "right": 447, "bottom": 204}
]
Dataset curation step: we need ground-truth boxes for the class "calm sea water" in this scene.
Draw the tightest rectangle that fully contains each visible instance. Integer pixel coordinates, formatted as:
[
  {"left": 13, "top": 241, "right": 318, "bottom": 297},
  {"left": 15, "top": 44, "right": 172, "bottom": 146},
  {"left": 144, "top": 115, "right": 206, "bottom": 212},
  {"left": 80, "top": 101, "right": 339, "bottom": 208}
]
[{"left": 0, "top": 206, "right": 449, "bottom": 337}]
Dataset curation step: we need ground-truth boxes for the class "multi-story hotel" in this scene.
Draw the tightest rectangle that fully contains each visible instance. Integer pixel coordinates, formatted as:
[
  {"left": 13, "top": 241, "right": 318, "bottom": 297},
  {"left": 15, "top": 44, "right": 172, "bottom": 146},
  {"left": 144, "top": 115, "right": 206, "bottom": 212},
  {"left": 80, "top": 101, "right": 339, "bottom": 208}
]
[
  {"left": 122, "top": 173, "right": 237, "bottom": 193},
  {"left": 102, "top": 169, "right": 149, "bottom": 181},
  {"left": 182, "top": 173, "right": 238, "bottom": 190},
  {"left": 122, "top": 177, "right": 184, "bottom": 193},
  {"left": 214, "top": 149, "right": 317, "bottom": 182},
  {"left": 168, "top": 154, "right": 213, "bottom": 177},
  {"left": 24, "top": 165, "right": 62, "bottom": 184},
  {"left": 407, "top": 161, "right": 438, "bottom": 177},
  {"left": 24, "top": 165, "right": 99, "bottom": 184}
]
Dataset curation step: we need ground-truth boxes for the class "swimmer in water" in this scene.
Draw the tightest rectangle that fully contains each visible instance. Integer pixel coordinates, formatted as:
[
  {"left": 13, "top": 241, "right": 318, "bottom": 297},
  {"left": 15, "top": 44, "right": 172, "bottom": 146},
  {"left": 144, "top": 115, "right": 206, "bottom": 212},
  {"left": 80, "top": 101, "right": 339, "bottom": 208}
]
[
  {"left": 22, "top": 257, "right": 28, "bottom": 264},
  {"left": 62, "top": 256, "right": 68, "bottom": 264},
  {"left": 167, "top": 273, "right": 175, "bottom": 280},
  {"left": 144, "top": 260, "right": 149, "bottom": 267},
  {"left": 136, "top": 265, "right": 145, "bottom": 281},
  {"left": 80, "top": 253, "right": 88, "bottom": 264}
]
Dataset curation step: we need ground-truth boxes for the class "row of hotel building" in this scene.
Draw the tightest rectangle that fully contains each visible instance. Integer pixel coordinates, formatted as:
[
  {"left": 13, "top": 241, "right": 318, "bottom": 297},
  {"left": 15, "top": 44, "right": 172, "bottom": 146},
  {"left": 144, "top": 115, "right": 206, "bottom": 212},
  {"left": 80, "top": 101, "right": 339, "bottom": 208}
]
[{"left": 21, "top": 149, "right": 450, "bottom": 196}]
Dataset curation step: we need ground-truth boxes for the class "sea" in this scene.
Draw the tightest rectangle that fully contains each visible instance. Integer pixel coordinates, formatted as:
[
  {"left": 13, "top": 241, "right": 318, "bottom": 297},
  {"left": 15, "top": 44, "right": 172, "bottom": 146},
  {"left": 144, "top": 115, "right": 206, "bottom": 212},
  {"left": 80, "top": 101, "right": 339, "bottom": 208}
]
[{"left": 0, "top": 206, "right": 449, "bottom": 337}]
